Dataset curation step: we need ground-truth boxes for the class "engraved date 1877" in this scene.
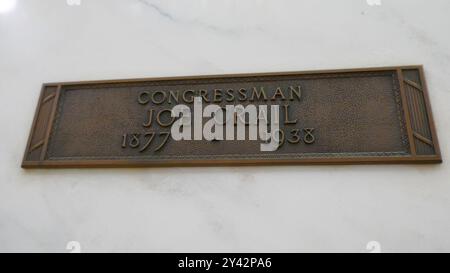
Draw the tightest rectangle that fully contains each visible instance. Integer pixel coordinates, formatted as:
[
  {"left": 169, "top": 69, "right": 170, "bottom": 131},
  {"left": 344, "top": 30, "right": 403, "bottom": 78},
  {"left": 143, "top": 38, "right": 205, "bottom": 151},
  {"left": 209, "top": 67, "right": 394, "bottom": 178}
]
[{"left": 121, "top": 132, "right": 171, "bottom": 153}]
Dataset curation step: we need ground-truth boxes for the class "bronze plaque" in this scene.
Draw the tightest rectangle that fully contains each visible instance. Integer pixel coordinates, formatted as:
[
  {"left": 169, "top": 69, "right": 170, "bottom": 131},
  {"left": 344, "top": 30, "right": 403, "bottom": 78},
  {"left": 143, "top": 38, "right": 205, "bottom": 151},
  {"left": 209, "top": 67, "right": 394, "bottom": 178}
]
[{"left": 22, "top": 66, "right": 441, "bottom": 168}]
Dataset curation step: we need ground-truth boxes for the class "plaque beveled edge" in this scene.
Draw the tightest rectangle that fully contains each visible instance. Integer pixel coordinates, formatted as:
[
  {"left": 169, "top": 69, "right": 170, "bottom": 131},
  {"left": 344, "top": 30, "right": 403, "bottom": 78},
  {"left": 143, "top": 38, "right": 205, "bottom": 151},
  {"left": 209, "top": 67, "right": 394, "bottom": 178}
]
[{"left": 21, "top": 65, "right": 442, "bottom": 168}]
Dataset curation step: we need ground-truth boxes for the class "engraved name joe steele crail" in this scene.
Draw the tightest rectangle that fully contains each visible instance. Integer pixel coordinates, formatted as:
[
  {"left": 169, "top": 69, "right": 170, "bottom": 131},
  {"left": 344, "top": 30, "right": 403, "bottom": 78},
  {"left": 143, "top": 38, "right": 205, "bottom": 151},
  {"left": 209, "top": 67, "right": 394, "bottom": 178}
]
[{"left": 22, "top": 66, "right": 441, "bottom": 167}]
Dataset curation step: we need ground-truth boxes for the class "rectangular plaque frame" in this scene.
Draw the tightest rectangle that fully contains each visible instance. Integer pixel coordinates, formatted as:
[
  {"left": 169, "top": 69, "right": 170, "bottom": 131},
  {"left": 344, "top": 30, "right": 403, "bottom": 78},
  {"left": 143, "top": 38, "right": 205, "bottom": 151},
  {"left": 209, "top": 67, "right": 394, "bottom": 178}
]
[{"left": 22, "top": 65, "right": 441, "bottom": 168}]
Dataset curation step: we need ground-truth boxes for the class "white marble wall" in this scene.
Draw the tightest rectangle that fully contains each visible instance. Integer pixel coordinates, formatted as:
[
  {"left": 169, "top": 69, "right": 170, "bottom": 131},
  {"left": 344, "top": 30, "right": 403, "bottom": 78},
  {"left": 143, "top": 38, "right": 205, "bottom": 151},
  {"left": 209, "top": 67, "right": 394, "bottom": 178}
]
[{"left": 0, "top": 0, "right": 449, "bottom": 252}]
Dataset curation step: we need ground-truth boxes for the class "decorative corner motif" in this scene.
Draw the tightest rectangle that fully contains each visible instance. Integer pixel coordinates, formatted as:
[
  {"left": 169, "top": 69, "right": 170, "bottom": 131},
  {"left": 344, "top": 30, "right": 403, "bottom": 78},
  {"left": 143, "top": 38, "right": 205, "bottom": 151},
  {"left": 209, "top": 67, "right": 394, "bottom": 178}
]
[
  {"left": 22, "top": 85, "right": 61, "bottom": 167},
  {"left": 398, "top": 67, "right": 440, "bottom": 158}
]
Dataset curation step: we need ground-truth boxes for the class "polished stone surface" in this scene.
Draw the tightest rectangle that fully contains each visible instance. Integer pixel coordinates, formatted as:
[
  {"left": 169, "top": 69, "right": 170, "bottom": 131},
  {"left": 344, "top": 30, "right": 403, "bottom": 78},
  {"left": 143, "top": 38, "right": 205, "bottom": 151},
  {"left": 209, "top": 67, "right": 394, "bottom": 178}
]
[{"left": 0, "top": 0, "right": 449, "bottom": 252}]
